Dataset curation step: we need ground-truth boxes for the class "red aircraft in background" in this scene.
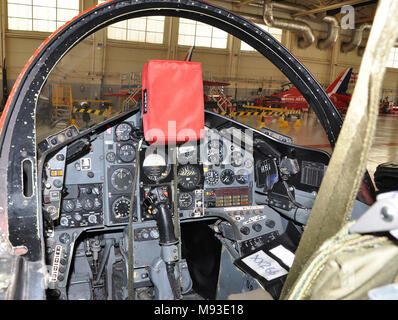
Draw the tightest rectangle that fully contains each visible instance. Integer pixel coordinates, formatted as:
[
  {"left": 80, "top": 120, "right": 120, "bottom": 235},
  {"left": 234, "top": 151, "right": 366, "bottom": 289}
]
[{"left": 254, "top": 68, "right": 354, "bottom": 114}]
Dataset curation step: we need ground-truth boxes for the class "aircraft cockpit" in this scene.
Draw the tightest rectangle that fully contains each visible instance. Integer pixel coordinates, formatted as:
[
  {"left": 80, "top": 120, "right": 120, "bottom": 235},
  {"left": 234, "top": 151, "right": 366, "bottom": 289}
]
[
  {"left": 37, "top": 99, "right": 368, "bottom": 300},
  {"left": 1, "top": 0, "right": 388, "bottom": 302}
]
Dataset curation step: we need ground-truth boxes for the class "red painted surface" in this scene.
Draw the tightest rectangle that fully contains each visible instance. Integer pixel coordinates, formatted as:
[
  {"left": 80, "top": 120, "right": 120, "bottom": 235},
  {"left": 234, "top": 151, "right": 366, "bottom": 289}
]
[
  {"left": 254, "top": 68, "right": 353, "bottom": 113},
  {"left": 142, "top": 60, "right": 205, "bottom": 144}
]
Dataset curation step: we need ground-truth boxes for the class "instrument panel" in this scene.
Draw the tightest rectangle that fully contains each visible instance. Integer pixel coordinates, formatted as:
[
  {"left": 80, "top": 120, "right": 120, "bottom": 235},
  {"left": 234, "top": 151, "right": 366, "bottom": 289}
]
[
  {"left": 202, "top": 130, "right": 255, "bottom": 210},
  {"left": 142, "top": 152, "right": 171, "bottom": 183},
  {"left": 45, "top": 120, "right": 259, "bottom": 229},
  {"left": 204, "top": 187, "right": 251, "bottom": 208},
  {"left": 43, "top": 112, "right": 328, "bottom": 236},
  {"left": 40, "top": 111, "right": 334, "bottom": 300},
  {"left": 206, "top": 138, "right": 226, "bottom": 164},
  {"left": 58, "top": 184, "right": 104, "bottom": 229},
  {"left": 105, "top": 121, "right": 139, "bottom": 225}
]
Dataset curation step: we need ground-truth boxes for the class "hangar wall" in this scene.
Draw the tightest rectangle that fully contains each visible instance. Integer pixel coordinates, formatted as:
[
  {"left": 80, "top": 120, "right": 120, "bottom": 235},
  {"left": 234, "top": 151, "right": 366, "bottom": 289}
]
[{"left": 0, "top": 0, "right": 397, "bottom": 107}]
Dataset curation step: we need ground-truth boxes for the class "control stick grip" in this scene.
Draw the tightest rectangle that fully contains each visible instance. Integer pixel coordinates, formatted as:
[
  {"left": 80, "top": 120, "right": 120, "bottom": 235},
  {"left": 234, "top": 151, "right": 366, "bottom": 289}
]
[{"left": 156, "top": 203, "right": 178, "bottom": 246}]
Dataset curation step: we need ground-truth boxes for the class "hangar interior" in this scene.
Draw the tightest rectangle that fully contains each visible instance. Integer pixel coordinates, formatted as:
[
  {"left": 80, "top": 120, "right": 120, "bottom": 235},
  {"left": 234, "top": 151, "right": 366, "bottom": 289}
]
[
  {"left": 0, "top": 0, "right": 396, "bottom": 178},
  {"left": 0, "top": 0, "right": 398, "bottom": 301}
]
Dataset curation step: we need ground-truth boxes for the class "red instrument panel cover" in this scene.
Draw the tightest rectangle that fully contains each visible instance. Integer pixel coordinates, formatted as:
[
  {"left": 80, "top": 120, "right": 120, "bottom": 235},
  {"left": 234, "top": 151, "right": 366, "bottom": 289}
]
[{"left": 142, "top": 60, "right": 205, "bottom": 144}]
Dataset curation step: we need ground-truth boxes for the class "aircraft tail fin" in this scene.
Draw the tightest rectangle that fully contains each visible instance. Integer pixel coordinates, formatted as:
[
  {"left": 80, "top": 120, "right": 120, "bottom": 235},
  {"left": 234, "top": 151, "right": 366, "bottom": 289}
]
[{"left": 326, "top": 68, "right": 353, "bottom": 95}]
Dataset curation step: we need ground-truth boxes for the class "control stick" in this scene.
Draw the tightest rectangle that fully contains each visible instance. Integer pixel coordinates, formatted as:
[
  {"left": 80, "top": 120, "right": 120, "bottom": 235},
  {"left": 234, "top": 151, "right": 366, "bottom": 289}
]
[
  {"left": 146, "top": 188, "right": 178, "bottom": 245},
  {"left": 145, "top": 187, "right": 180, "bottom": 299}
]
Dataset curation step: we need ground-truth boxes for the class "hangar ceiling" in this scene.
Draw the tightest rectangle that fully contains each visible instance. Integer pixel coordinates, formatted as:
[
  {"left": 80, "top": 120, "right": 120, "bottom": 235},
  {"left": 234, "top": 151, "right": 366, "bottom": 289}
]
[
  {"left": 208, "top": 0, "right": 378, "bottom": 52},
  {"left": 221, "top": 0, "right": 378, "bottom": 26}
]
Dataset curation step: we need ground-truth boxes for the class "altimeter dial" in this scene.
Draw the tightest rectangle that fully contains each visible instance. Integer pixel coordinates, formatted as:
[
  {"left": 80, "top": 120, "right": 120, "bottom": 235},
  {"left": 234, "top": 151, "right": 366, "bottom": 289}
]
[
  {"left": 178, "top": 165, "right": 201, "bottom": 191},
  {"left": 205, "top": 169, "right": 219, "bottom": 186},
  {"left": 112, "top": 197, "right": 131, "bottom": 219},
  {"left": 178, "top": 192, "right": 194, "bottom": 209},
  {"left": 221, "top": 169, "right": 235, "bottom": 185},
  {"left": 111, "top": 168, "right": 133, "bottom": 191}
]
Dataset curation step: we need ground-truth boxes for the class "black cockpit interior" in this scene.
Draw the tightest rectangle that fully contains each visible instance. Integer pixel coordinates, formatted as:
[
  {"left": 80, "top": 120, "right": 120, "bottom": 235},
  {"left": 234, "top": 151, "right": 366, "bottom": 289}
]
[{"left": 37, "top": 102, "right": 367, "bottom": 300}]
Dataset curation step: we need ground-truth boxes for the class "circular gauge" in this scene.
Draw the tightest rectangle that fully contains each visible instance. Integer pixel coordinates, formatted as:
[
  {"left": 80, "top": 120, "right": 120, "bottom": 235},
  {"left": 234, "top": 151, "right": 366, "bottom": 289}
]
[
  {"left": 207, "top": 139, "right": 225, "bottom": 164},
  {"left": 82, "top": 198, "right": 94, "bottom": 211},
  {"left": 235, "top": 169, "right": 250, "bottom": 185},
  {"left": 208, "top": 139, "right": 223, "bottom": 149},
  {"left": 244, "top": 159, "right": 253, "bottom": 169},
  {"left": 178, "top": 192, "right": 194, "bottom": 209},
  {"left": 62, "top": 199, "right": 75, "bottom": 213},
  {"left": 221, "top": 169, "right": 235, "bottom": 185},
  {"left": 119, "top": 144, "right": 136, "bottom": 162},
  {"left": 178, "top": 150, "right": 196, "bottom": 164},
  {"left": 115, "top": 122, "right": 133, "bottom": 141},
  {"left": 178, "top": 144, "right": 197, "bottom": 163},
  {"left": 106, "top": 152, "right": 116, "bottom": 163},
  {"left": 60, "top": 217, "right": 69, "bottom": 227},
  {"left": 141, "top": 231, "right": 150, "bottom": 240},
  {"left": 143, "top": 153, "right": 170, "bottom": 182},
  {"left": 111, "top": 168, "right": 133, "bottom": 191},
  {"left": 178, "top": 165, "right": 201, "bottom": 191},
  {"left": 112, "top": 197, "right": 131, "bottom": 219},
  {"left": 231, "top": 151, "right": 244, "bottom": 167},
  {"left": 205, "top": 169, "right": 220, "bottom": 186}
]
